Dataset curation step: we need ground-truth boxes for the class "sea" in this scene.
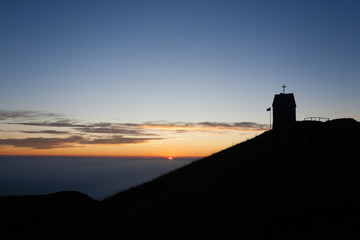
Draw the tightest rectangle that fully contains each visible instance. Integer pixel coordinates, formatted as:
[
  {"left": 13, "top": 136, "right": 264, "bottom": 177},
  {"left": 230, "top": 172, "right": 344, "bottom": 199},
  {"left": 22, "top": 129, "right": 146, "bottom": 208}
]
[{"left": 0, "top": 156, "right": 198, "bottom": 200}]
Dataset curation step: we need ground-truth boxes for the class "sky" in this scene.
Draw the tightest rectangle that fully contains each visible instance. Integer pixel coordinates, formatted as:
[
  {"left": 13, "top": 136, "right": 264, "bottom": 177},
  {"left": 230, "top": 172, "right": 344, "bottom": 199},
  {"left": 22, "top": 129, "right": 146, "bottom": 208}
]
[{"left": 1, "top": 0, "right": 360, "bottom": 157}]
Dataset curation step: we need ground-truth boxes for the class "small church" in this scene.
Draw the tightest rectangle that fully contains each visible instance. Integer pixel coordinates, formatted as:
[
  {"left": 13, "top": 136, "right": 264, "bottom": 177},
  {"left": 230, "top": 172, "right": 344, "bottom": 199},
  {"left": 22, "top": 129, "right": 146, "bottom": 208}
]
[{"left": 272, "top": 85, "right": 296, "bottom": 130}]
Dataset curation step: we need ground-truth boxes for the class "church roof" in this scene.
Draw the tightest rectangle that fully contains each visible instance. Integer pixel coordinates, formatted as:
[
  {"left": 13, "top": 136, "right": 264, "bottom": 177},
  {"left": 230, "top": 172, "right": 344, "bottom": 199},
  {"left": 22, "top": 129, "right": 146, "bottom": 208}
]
[{"left": 272, "top": 93, "right": 296, "bottom": 107}]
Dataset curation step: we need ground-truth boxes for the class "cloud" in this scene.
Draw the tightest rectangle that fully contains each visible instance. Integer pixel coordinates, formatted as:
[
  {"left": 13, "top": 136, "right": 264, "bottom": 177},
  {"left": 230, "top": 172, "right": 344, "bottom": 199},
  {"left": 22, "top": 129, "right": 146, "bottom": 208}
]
[
  {"left": 197, "top": 121, "right": 268, "bottom": 131},
  {"left": 141, "top": 121, "right": 195, "bottom": 128},
  {"left": 21, "top": 130, "right": 69, "bottom": 134},
  {"left": 0, "top": 135, "right": 164, "bottom": 149},
  {"left": 138, "top": 121, "right": 268, "bottom": 132},
  {"left": 4, "top": 109, "right": 268, "bottom": 136},
  {"left": 76, "top": 126, "right": 151, "bottom": 135},
  {"left": 79, "top": 136, "right": 164, "bottom": 145},
  {"left": 14, "top": 120, "right": 87, "bottom": 128},
  {"left": 11, "top": 120, "right": 154, "bottom": 136},
  {"left": 1, "top": 109, "right": 268, "bottom": 151},
  {"left": 0, "top": 136, "right": 83, "bottom": 149},
  {"left": 0, "top": 110, "right": 60, "bottom": 120},
  {"left": 2, "top": 109, "right": 268, "bottom": 133}
]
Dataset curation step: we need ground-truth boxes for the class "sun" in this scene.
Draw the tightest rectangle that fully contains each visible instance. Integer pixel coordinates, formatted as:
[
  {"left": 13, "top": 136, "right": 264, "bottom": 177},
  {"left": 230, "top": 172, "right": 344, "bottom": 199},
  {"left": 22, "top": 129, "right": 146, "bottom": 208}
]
[{"left": 168, "top": 157, "right": 173, "bottom": 160}]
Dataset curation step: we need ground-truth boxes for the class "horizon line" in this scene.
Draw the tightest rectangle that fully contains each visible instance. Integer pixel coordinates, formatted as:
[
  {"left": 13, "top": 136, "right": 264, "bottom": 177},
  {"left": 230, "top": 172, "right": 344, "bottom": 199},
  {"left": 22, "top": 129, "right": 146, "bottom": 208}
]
[{"left": 0, "top": 154, "right": 204, "bottom": 159}]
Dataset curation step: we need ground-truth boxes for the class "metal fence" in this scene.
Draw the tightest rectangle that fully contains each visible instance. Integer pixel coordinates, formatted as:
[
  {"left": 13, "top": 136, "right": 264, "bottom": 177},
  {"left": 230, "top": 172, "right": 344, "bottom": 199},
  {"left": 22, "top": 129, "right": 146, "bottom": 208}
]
[{"left": 304, "top": 117, "right": 330, "bottom": 122}]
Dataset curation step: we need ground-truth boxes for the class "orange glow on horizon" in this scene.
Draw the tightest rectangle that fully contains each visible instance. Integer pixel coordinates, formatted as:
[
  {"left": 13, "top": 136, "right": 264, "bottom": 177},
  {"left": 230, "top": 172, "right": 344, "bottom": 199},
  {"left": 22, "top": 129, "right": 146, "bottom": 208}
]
[
  {"left": 0, "top": 144, "right": 207, "bottom": 158},
  {"left": 0, "top": 128, "right": 265, "bottom": 158}
]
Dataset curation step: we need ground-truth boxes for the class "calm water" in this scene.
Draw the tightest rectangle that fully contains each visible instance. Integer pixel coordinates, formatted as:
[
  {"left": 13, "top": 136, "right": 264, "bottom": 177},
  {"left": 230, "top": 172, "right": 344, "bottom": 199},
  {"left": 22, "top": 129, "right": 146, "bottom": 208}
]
[{"left": 0, "top": 157, "right": 197, "bottom": 200}]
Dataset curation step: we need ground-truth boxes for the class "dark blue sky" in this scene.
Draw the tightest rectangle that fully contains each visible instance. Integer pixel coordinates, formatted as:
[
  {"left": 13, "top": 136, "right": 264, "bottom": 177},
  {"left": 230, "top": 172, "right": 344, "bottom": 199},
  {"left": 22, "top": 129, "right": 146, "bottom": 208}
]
[
  {"left": 2, "top": 0, "right": 360, "bottom": 121},
  {"left": 1, "top": 0, "right": 360, "bottom": 156}
]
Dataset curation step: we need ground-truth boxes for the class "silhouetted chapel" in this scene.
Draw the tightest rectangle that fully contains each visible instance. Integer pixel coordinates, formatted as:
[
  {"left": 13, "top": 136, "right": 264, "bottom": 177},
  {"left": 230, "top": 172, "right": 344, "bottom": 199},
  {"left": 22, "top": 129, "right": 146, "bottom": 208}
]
[{"left": 272, "top": 85, "right": 296, "bottom": 129}]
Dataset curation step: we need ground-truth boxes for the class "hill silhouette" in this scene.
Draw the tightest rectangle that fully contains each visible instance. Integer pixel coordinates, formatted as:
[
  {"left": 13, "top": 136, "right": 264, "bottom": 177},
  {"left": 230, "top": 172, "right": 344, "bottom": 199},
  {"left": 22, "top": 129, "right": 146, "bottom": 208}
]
[{"left": 1, "top": 118, "right": 360, "bottom": 239}]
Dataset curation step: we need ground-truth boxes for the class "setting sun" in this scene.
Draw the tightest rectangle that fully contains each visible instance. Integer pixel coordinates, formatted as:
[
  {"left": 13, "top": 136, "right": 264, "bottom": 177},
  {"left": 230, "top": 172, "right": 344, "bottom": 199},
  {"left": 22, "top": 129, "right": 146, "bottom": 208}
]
[{"left": 168, "top": 157, "right": 173, "bottom": 160}]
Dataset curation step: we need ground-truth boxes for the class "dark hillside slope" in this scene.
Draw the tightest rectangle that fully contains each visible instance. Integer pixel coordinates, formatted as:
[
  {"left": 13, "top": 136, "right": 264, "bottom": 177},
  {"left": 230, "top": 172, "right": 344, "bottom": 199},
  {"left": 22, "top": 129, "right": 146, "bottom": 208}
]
[
  {"left": 2, "top": 119, "right": 360, "bottom": 239},
  {"left": 0, "top": 191, "right": 97, "bottom": 238},
  {"left": 70, "top": 118, "right": 360, "bottom": 239}
]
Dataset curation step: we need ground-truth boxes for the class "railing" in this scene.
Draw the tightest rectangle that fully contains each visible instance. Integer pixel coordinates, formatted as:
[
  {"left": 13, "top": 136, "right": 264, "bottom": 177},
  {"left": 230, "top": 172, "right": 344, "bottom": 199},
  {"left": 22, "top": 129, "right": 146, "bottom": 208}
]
[{"left": 304, "top": 117, "right": 330, "bottom": 122}]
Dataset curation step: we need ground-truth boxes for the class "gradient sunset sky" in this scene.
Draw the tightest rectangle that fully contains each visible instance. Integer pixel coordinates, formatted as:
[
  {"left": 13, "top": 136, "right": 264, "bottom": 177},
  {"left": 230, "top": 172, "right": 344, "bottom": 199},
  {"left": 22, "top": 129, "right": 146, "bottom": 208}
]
[{"left": 1, "top": 0, "right": 360, "bottom": 157}]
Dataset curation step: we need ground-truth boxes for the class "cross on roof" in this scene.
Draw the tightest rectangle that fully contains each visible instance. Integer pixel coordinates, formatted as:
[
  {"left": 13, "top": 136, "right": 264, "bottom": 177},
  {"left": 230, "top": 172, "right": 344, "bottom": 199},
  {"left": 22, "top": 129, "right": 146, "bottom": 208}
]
[{"left": 282, "top": 84, "right": 286, "bottom": 94}]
